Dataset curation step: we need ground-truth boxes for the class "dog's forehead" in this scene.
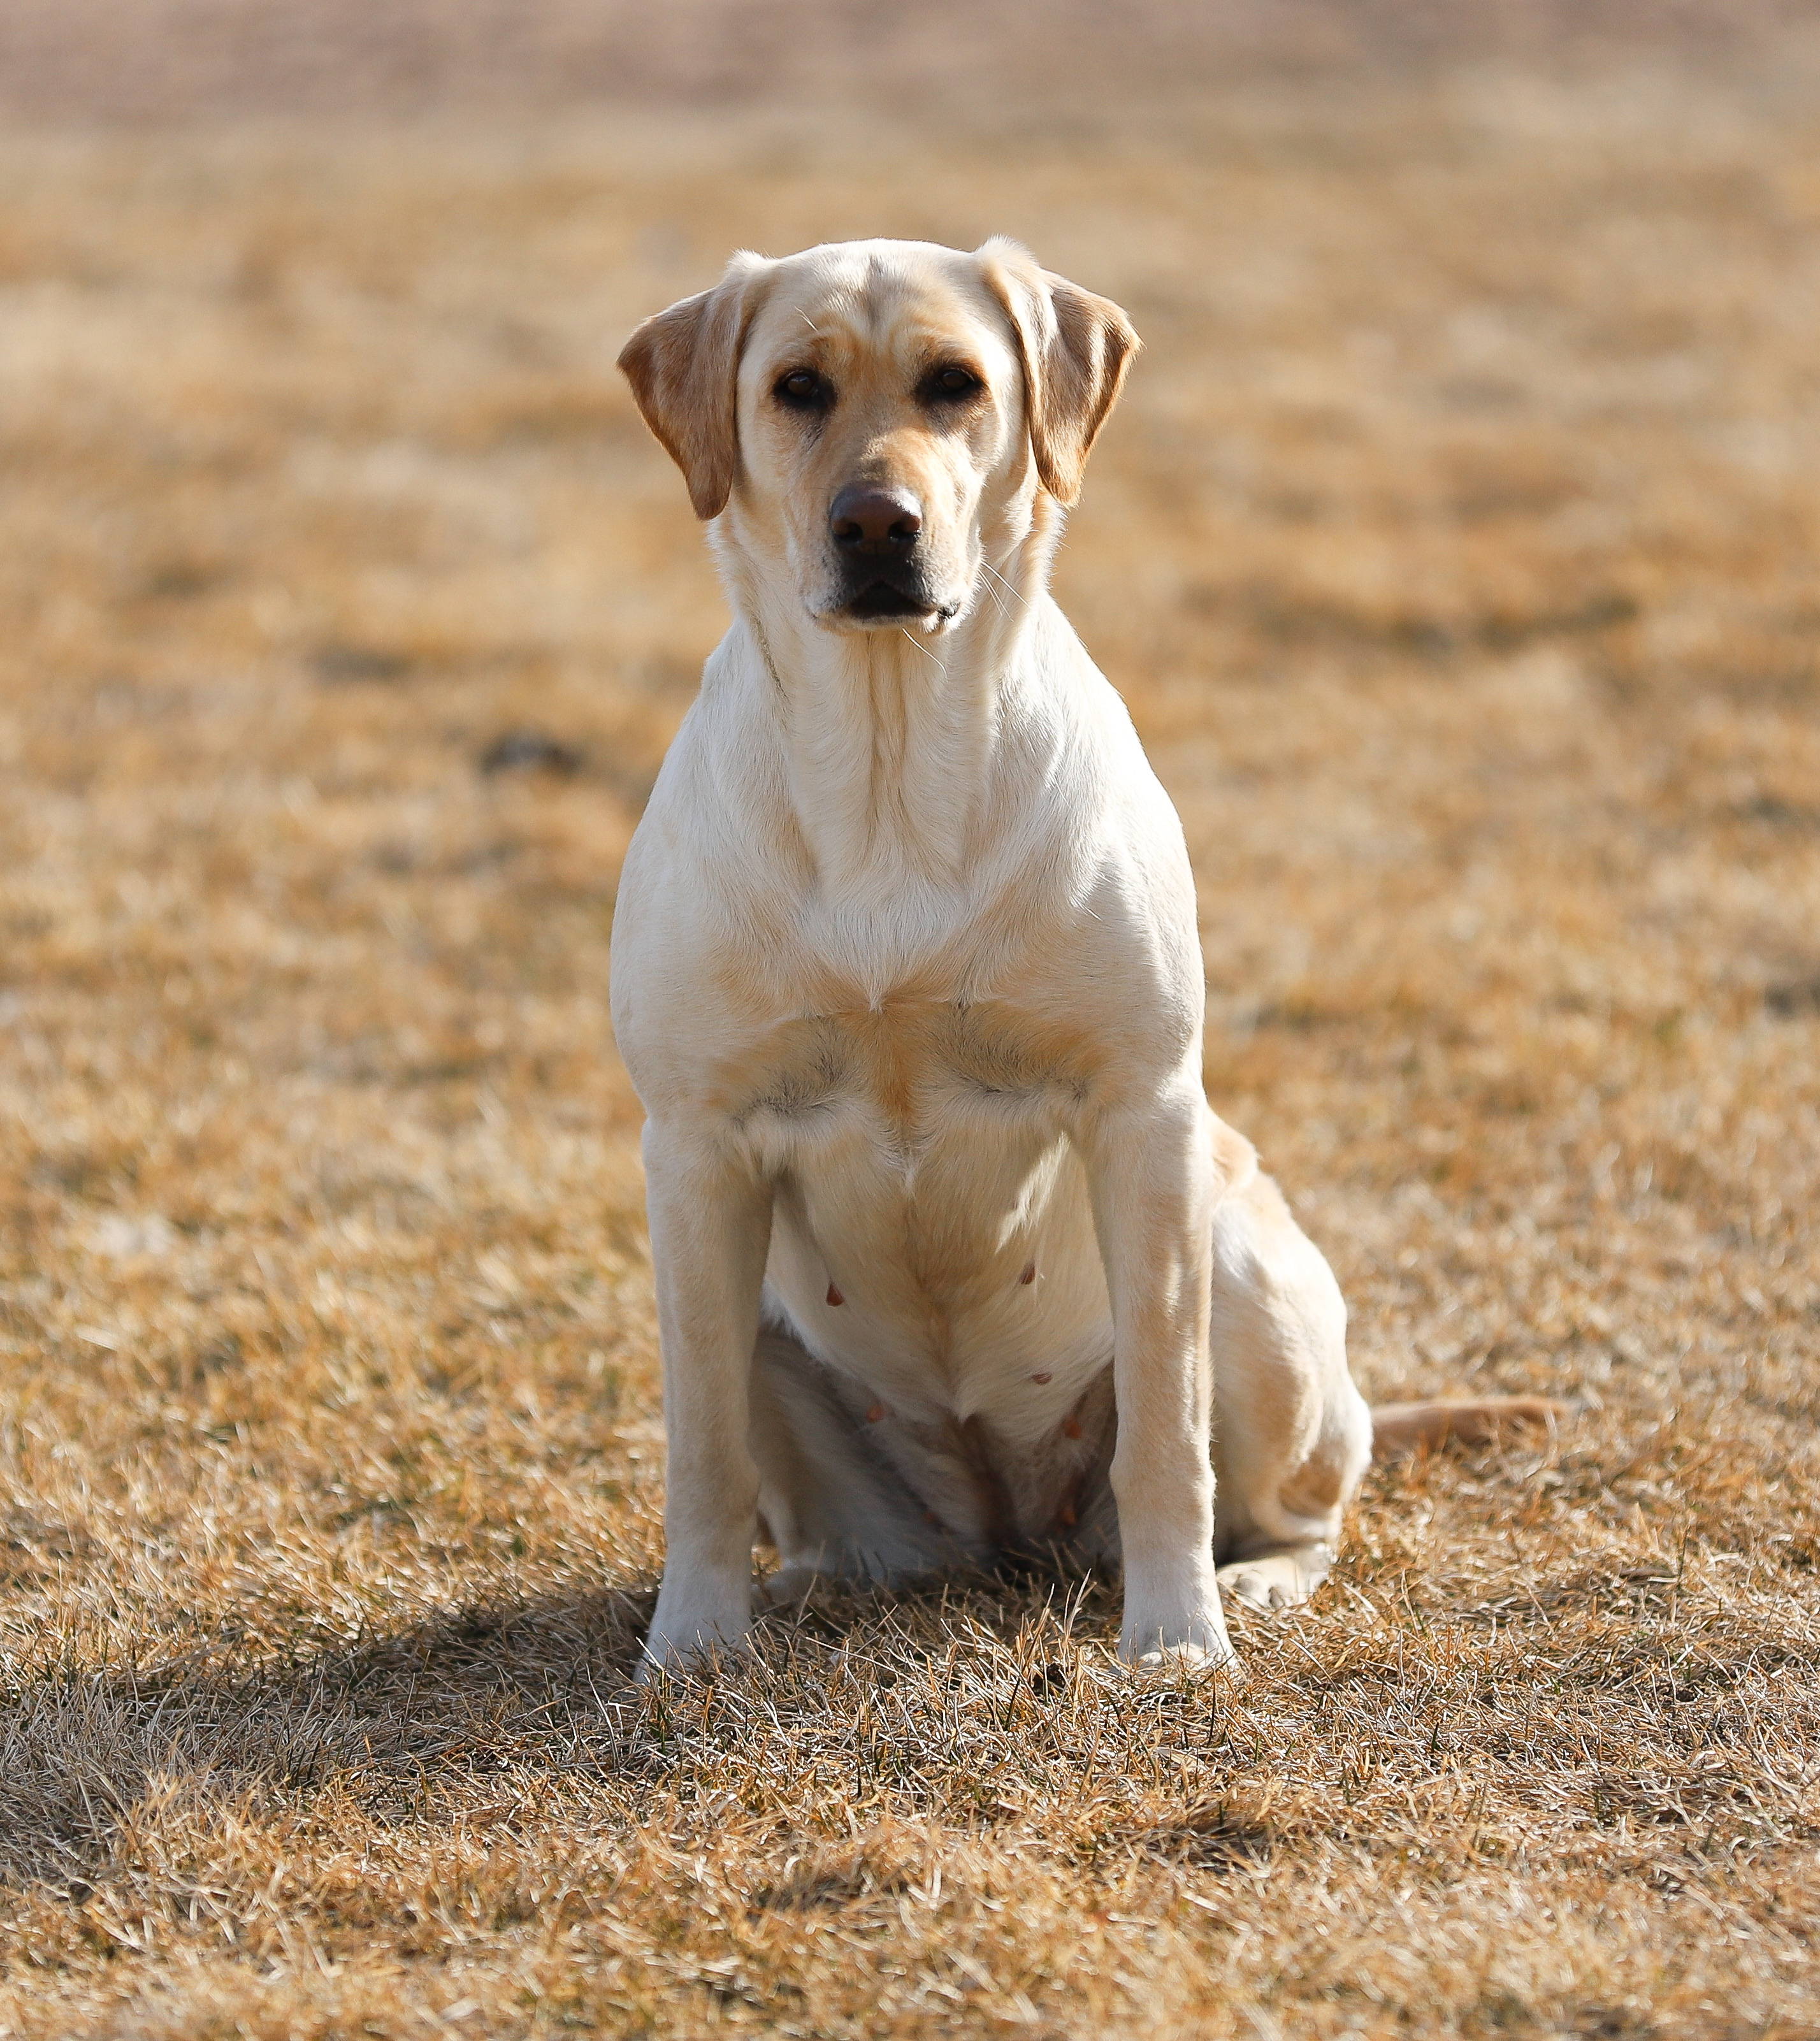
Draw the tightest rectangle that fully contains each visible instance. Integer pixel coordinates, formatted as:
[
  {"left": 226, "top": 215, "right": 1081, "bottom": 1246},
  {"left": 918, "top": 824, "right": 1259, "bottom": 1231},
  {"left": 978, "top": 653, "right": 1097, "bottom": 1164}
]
[{"left": 746, "top": 240, "right": 1012, "bottom": 366}]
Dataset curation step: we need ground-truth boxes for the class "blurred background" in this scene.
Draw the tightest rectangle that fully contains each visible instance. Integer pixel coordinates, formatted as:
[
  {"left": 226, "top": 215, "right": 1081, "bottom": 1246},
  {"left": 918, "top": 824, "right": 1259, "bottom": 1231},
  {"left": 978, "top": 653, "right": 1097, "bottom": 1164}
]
[
  {"left": 2, "top": 4, "right": 1820, "bottom": 2033},
  {"left": 1, "top": 1, "right": 1812, "bottom": 120}
]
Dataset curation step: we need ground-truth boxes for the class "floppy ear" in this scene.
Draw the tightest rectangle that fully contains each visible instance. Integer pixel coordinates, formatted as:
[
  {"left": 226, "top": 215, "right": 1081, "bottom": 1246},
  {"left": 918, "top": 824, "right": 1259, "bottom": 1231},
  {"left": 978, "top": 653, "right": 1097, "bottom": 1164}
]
[
  {"left": 974, "top": 236, "right": 1140, "bottom": 507},
  {"left": 617, "top": 251, "right": 770, "bottom": 520}
]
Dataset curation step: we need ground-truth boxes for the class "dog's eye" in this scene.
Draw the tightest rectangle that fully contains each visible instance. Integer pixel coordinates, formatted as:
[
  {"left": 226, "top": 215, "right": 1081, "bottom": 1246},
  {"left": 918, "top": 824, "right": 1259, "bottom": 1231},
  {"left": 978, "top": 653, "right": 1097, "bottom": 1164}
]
[
  {"left": 925, "top": 365, "right": 983, "bottom": 402},
  {"left": 775, "top": 368, "right": 830, "bottom": 410}
]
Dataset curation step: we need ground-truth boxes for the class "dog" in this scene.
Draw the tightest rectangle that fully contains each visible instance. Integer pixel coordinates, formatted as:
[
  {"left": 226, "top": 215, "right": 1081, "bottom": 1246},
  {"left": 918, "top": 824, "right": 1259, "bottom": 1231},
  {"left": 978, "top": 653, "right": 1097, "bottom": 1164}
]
[{"left": 612, "top": 237, "right": 1552, "bottom": 1675}]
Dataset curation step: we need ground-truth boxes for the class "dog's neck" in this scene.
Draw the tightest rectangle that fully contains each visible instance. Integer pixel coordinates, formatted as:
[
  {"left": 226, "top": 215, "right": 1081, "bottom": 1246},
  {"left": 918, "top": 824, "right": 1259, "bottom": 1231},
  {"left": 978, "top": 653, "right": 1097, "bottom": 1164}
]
[{"left": 712, "top": 494, "right": 1065, "bottom": 900}]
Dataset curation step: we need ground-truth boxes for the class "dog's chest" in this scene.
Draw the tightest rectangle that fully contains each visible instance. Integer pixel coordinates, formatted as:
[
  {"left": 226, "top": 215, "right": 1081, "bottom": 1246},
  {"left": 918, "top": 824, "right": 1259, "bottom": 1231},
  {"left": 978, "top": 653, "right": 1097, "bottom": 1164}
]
[{"left": 728, "top": 999, "right": 1092, "bottom": 1167}]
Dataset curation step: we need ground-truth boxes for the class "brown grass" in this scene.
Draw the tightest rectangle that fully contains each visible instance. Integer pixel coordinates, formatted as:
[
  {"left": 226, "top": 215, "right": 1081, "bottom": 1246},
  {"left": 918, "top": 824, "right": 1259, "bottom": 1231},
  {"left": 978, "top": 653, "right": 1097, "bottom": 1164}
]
[{"left": 2, "top": 49, "right": 1819, "bottom": 2040}]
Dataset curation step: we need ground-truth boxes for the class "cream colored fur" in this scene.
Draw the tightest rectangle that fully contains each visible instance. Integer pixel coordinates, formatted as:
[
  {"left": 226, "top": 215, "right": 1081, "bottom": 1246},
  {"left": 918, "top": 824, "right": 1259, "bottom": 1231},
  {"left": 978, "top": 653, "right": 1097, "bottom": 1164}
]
[{"left": 612, "top": 238, "right": 1549, "bottom": 1677}]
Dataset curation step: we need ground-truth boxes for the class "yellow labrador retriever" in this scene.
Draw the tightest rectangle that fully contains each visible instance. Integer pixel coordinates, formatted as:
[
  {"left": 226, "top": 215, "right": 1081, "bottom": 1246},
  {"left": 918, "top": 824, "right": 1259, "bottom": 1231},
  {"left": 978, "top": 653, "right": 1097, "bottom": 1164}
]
[{"left": 614, "top": 238, "right": 1549, "bottom": 1675}]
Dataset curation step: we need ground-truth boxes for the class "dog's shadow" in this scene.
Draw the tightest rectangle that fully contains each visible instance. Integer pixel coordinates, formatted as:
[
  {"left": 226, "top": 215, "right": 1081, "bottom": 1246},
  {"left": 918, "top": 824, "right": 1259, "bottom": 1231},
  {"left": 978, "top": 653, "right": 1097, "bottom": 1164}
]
[
  {"left": 0, "top": 1582, "right": 666, "bottom": 1898},
  {"left": 0, "top": 1560, "right": 1123, "bottom": 1898}
]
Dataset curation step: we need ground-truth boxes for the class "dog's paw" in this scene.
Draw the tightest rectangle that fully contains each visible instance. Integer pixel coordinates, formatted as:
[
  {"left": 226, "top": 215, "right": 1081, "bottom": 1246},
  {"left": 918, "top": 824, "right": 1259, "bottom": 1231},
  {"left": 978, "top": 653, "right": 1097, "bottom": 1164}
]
[
  {"left": 1130, "top": 1640, "right": 1246, "bottom": 1684},
  {"left": 637, "top": 1627, "right": 751, "bottom": 1684},
  {"left": 1118, "top": 1593, "right": 1239, "bottom": 1677},
  {"left": 1216, "top": 1543, "right": 1335, "bottom": 1614},
  {"left": 639, "top": 1580, "right": 755, "bottom": 1682},
  {"left": 1218, "top": 1566, "right": 1290, "bottom": 1612},
  {"left": 758, "top": 1566, "right": 827, "bottom": 1609}
]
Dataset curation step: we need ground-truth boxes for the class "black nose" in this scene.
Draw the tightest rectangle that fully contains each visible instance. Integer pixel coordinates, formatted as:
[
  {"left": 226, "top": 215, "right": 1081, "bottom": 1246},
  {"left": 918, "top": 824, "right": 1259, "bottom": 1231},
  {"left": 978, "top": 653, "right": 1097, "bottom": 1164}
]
[{"left": 829, "top": 482, "right": 922, "bottom": 556}]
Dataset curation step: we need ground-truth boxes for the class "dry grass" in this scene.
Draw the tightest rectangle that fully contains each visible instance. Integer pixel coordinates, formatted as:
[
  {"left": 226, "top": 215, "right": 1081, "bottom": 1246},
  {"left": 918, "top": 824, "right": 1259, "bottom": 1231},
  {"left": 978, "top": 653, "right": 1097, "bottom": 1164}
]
[{"left": 2, "top": 49, "right": 1820, "bottom": 2040}]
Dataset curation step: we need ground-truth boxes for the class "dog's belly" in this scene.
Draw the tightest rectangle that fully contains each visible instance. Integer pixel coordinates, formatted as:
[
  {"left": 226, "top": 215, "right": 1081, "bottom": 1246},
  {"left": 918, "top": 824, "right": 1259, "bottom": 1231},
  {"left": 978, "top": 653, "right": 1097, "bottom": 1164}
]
[{"left": 753, "top": 1085, "right": 1115, "bottom": 1448}]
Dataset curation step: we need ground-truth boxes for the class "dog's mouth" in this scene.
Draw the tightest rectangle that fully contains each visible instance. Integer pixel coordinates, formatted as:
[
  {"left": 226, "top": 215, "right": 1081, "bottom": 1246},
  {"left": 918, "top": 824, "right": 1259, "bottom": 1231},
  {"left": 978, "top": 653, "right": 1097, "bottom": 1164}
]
[
  {"left": 820, "top": 554, "right": 964, "bottom": 631},
  {"left": 844, "top": 581, "right": 941, "bottom": 622}
]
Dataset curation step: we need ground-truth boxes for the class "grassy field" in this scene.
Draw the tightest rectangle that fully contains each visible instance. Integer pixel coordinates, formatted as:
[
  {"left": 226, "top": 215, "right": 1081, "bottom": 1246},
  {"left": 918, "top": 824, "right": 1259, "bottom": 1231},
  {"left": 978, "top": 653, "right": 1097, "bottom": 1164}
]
[{"left": 2, "top": 47, "right": 1819, "bottom": 2040}]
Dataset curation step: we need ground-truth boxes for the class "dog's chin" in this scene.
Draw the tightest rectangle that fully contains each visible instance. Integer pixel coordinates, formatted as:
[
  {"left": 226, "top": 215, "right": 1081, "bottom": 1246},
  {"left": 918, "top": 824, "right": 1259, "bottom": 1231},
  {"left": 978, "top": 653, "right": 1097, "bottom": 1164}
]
[{"left": 814, "top": 581, "right": 962, "bottom": 633}]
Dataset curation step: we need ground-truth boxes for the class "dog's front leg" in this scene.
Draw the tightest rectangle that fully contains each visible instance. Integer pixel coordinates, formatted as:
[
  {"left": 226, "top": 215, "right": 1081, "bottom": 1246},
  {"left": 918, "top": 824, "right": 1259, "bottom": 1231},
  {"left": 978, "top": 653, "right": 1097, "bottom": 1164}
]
[
  {"left": 640, "top": 1123, "right": 772, "bottom": 1678},
  {"left": 1083, "top": 1089, "right": 1238, "bottom": 1671}
]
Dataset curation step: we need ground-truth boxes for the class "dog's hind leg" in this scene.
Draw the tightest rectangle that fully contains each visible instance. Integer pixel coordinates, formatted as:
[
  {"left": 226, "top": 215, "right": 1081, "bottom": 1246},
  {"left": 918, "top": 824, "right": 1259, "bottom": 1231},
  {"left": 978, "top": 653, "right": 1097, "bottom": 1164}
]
[
  {"left": 747, "top": 1311, "right": 958, "bottom": 1603},
  {"left": 1206, "top": 1162, "right": 1373, "bottom": 1613}
]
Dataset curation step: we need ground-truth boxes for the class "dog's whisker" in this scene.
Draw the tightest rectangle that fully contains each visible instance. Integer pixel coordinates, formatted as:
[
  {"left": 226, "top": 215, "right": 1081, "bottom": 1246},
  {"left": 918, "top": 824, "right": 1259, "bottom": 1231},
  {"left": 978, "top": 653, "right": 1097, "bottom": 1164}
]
[
  {"left": 899, "top": 628, "right": 948, "bottom": 672},
  {"left": 982, "top": 561, "right": 1027, "bottom": 607}
]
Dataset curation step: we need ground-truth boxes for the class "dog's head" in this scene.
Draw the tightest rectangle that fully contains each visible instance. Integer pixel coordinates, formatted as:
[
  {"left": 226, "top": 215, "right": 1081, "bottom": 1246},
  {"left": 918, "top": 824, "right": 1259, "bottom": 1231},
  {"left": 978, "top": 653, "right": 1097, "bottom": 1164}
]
[{"left": 618, "top": 238, "right": 1138, "bottom": 635}]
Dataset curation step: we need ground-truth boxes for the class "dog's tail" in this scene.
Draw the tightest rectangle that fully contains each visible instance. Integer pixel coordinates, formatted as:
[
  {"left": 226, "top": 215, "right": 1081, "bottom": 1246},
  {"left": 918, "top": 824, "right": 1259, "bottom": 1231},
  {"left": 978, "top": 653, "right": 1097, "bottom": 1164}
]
[{"left": 1370, "top": 1396, "right": 1561, "bottom": 1463}]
